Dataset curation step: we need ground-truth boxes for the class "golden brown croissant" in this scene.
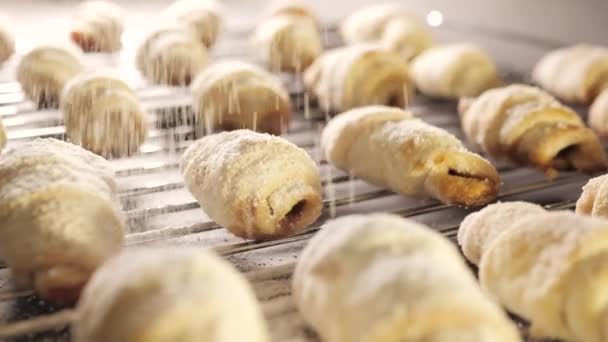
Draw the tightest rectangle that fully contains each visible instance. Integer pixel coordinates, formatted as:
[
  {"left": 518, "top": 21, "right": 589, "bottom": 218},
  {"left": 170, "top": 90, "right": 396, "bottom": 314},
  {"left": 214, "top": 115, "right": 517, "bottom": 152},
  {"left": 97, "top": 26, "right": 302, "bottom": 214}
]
[
  {"left": 532, "top": 44, "right": 608, "bottom": 104},
  {"left": 576, "top": 174, "right": 608, "bottom": 218},
  {"left": 16, "top": 46, "right": 84, "bottom": 108},
  {"left": 0, "top": 14, "right": 14, "bottom": 65},
  {"left": 136, "top": 26, "right": 207, "bottom": 86},
  {"left": 294, "top": 213, "right": 522, "bottom": 342},
  {"left": 190, "top": 61, "right": 292, "bottom": 135},
  {"left": 459, "top": 201, "right": 608, "bottom": 342},
  {"left": 459, "top": 84, "right": 608, "bottom": 174},
  {"left": 74, "top": 248, "right": 269, "bottom": 342},
  {"left": 253, "top": 1, "right": 322, "bottom": 72},
  {"left": 589, "top": 89, "right": 608, "bottom": 136},
  {"left": 0, "top": 138, "right": 124, "bottom": 305},
  {"left": 322, "top": 105, "right": 500, "bottom": 207},
  {"left": 164, "top": 0, "right": 222, "bottom": 47},
  {"left": 411, "top": 43, "right": 499, "bottom": 98},
  {"left": 304, "top": 44, "right": 413, "bottom": 112},
  {"left": 70, "top": 1, "right": 124, "bottom": 53},
  {"left": 180, "top": 130, "right": 322, "bottom": 240},
  {"left": 60, "top": 70, "right": 149, "bottom": 157}
]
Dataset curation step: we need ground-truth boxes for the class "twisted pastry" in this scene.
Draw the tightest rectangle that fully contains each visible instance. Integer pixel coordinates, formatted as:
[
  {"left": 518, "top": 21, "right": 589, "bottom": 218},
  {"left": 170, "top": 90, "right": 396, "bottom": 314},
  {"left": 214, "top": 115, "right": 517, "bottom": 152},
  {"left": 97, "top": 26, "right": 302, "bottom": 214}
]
[
  {"left": 0, "top": 14, "right": 14, "bottom": 65},
  {"left": 181, "top": 130, "right": 322, "bottom": 240},
  {"left": 136, "top": 27, "right": 207, "bottom": 86},
  {"left": 304, "top": 45, "right": 413, "bottom": 112},
  {"left": 253, "top": 1, "right": 322, "bottom": 72},
  {"left": 589, "top": 89, "right": 608, "bottom": 136},
  {"left": 458, "top": 202, "right": 608, "bottom": 342},
  {"left": 410, "top": 43, "right": 499, "bottom": 98},
  {"left": 16, "top": 46, "right": 84, "bottom": 108},
  {"left": 164, "top": 0, "right": 222, "bottom": 48},
  {"left": 60, "top": 70, "right": 149, "bottom": 157},
  {"left": 576, "top": 174, "right": 608, "bottom": 218},
  {"left": 532, "top": 44, "right": 608, "bottom": 104},
  {"left": 191, "top": 61, "right": 291, "bottom": 135},
  {"left": 322, "top": 106, "right": 500, "bottom": 207},
  {"left": 459, "top": 84, "right": 607, "bottom": 174},
  {"left": 0, "top": 138, "right": 124, "bottom": 305},
  {"left": 75, "top": 248, "right": 269, "bottom": 342},
  {"left": 70, "top": 1, "right": 124, "bottom": 53},
  {"left": 293, "top": 213, "right": 522, "bottom": 342}
]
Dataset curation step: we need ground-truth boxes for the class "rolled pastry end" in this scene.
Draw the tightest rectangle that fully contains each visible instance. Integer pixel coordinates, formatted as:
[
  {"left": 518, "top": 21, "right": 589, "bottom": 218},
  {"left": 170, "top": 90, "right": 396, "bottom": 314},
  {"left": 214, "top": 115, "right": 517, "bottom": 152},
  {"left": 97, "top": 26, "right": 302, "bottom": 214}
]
[
  {"left": 425, "top": 150, "right": 500, "bottom": 207},
  {"left": 34, "top": 265, "right": 91, "bottom": 305}
]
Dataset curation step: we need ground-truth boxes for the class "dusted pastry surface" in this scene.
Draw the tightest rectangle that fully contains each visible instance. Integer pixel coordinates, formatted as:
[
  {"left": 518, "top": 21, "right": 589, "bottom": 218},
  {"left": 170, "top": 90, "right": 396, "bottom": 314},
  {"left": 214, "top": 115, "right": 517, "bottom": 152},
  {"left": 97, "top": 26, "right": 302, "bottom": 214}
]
[{"left": 70, "top": 1, "right": 124, "bottom": 53}]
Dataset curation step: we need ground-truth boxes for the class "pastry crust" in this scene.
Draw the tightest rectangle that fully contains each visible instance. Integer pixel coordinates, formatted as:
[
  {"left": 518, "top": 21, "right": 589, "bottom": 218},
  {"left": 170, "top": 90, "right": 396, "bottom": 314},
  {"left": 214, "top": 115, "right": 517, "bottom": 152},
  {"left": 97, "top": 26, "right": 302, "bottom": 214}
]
[
  {"left": 16, "top": 46, "right": 84, "bottom": 108},
  {"left": 304, "top": 45, "right": 413, "bottom": 112},
  {"left": 293, "top": 213, "right": 521, "bottom": 342},
  {"left": 459, "top": 84, "right": 608, "bottom": 174},
  {"left": 459, "top": 202, "right": 608, "bottom": 342},
  {"left": 190, "top": 61, "right": 292, "bottom": 135},
  {"left": 60, "top": 70, "right": 149, "bottom": 157},
  {"left": 253, "top": 1, "right": 322, "bottom": 72},
  {"left": 322, "top": 105, "right": 500, "bottom": 207},
  {"left": 136, "top": 26, "right": 208, "bottom": 86},
  {"left": 532, "top": 44, "right": 608, "bottom": 104},
  {"left": 164, "top": 0, "right": 222, "bottom": 47},
  {"left": 70, "top": 1, "right": 124, "bottom": 53},
  {"left": 0, "top": 14, "right": 14, "bottom": 65},
  {"left": 74, "top": 248, "right": 269, "bottom": 342},
  {"left": 180, "top": 130, "right": 322, "bottom": 240},
  {"left": 410, "top": 43, "right": 499, "bottom": 98},
  {"left": 589, "top": 89, "right": 608, "bottom": 136},
  {"left": 0, "top": 139, "right": 124, "bottom": 305},
  {"left": 576, "top": 174, "right": 608, "bottom": 218},
  {"left": 381, "top": 18, "right": 434, "bottom": 61}
]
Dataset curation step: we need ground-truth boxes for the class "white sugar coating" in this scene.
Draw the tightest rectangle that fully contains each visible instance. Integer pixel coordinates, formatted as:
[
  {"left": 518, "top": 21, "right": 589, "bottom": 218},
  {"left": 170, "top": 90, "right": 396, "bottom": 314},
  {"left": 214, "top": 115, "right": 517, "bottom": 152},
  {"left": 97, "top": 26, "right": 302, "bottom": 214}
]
[
  {"left": 0, "top": 13, "right": 14, "bottom": 64},
  {"left": 340, "top": 3, "right": 422, "bottom": 44},
  {"left": 163, "top": 0, "right": 223, "bottom": 47},
  {"left": 458, "top": 201, "right": 545, "bottom": 265},
  {"left": 577, "top": 173, "right": 608, "bottom": 218},
  {"left": 589, "top": 89, "right": 608, "bottom": 136}
]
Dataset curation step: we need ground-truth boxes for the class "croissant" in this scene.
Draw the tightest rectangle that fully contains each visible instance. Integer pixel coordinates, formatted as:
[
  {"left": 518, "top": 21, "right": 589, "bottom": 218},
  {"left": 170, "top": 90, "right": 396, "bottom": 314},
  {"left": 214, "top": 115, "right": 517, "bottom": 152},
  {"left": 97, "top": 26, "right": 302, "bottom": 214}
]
[
  {"left": 164, "top": 0, "right": 222, "bottom": 48},
  {"left": 16, "top": 46, "right": 84, "bottom": 108},
  {"left": 532, "top": 44, "right": 608, "bottom": 104},
  {"left": 410, "top": 43, "right": 499, "bottom": 98},
  {"left": 190, "top": 61, "right": 292, "bottom": 135},
  {"left": 458, "top": 201, "right": 608, "bottom": 342},
  {"left": 575, "top": 174, "right": 608, "bottom": 218},
  {"left": 293, "top": 213, "right": 522, "bottom": 342},
  {"left": 136, "top": 27, "right": 207, "bottom": 86},
  {"left": 180, "top": 130, "right": 322, "bottom": 240},
  {"left": 0, "top": 14, "right": 14, "bottom": 65},
  {"left": 0, "top": 138, "right": 124, "bottom": 305},
  {"left": 253, "top": 1, "right": 322, "bottom": 72},
  {"left": 321, "top": 105, "right": 500, "bottom": 207},
  {"left": 70, "top": 1, "right": 124, "bottom": 53},
  {"left": 459, "top": 84, "right": 608, "bottom": 174},
  {"left": 589, "top": 89, "right": 608, "bottom": 136},
  {"left": 304, "top": 45, "right": 413, "bottom": 112},
  {"left": 74, "top": 248, "right": 269, "bottom": 342},
  {"left": 60, "top": 70, "right": 149, "bottom": 157}
]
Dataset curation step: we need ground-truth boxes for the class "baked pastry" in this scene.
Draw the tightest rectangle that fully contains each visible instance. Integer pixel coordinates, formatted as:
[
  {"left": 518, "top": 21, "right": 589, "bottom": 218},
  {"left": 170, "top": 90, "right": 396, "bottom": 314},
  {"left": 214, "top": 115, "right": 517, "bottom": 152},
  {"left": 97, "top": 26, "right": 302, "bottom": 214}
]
[
  {"left": 341, "top": 3, "right": 432, "bottom": 60},
  {"left": 532, "top": 44, "right": 608, "bottom": 104},
  {"left": 253, "top": 1, "right": 322, "bottom": 72},
  {"left": 458, "top": 202, "right": 608, "bottom": 342},
  {"left": 180, "top": 130, "right": 322, "bottom": 240},
  {"left": 589, "top": 88, "right": 608, "bottom": 136},
  {"left": 293, "top": 213, "right": 522, "bottom": 342},
  {"left": 0, "top": 118, "right": 6, "bottom": 152},
  {"left": 164, "top": 0, "right": 222, "bottom": 48},
  {"left": 410, "top": 43, "right": 499, "bottom": 98},
  {"left": 70, "top": 1, "right": 124, "bottom": 53},
  {"left": 191, "top": 61, "right": 291, "bottom": 135},
  {"left": 60, "top": 70, "right": 149, "bottom": 157},
  {"left": 136, "top": 26, "right": 208, "bottom": 86},
  {"left": 0, "top": 14, "right": 14, "bottom": 65},
  {"left": 304, "top": 45, "right": 413, "bottom": 112},
  {"left": 576, "top": 174, "right": 608, "bottom": 218},
  {"left": 74, "top": 248, "right": 269, "bottom": 342},
  {"left": 322, "top": 106, "right": 500, "bottom": 207},
  {"left": 459, "top": 84, "right": 608, "bottom": 174},
  {"left": 0, "top": 138, "right": 124, "bottom": 305},
  {"left": 16, "top": 46, "right": 84, "bottom": 108}
]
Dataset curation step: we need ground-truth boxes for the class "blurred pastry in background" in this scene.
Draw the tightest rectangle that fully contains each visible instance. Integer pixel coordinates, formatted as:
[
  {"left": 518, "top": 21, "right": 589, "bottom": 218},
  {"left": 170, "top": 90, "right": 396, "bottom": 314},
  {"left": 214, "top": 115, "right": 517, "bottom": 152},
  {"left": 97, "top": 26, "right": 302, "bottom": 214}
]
[
  {"left": 191, "top": 61, "right": 291, "bottom": 135},
  {"left": 304, "top": 44, "right": 413, "bottom": 112},
  {"left": 589, "top": 89, "right": 608, "bottom": 136},
  {"left": 136, "top": 26, "right": 208, "bottom": 86},
  {"left": 533, "top": 44, "right": 608, "bottom": 104},
  {"left": 16, "top": 45, "right": 84, "bottom": 108},
  {"left": 341, "top": 3, "right": 433, "bottom": 61},
  {"left": 0, "top": 117, "right": 5, "bottom": 152},
  {"left": 0, "top": 14, "right": 15, "bottom": 65},
  {"left": 410, "top": 43, "right": 499, "bottom": 98},
  {"left": 253, "top": 0, "right": 322, "bottom": 72},
  {"left": 61, "top": 70, "right": 149, "bottom": 158},
  {"left": 164, "top": 0, "right": 223, "bottom": 48},
  {"left": 70, "top": 1, "right": 124, "bottom": 53}
]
